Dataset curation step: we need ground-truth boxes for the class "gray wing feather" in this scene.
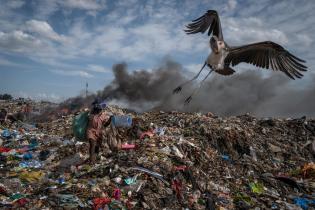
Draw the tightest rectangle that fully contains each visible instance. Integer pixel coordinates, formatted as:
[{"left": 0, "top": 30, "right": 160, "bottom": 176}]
[
  {"left": 184, "top": 10, "right": 224, "bottom": 40},
  {"left": 225, "top": 41, "right": 307, "bottom": 79}
]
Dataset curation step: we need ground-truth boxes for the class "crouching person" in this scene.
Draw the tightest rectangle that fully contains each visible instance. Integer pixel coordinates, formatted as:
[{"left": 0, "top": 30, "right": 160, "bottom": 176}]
[{"left": 86, "top": 100, "right": 112, "bottom": 163}]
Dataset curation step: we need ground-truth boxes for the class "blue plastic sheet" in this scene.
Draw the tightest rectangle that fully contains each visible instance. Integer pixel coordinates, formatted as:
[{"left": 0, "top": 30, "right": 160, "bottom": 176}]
[{"left": 294, "top": 197, "right": 315, "bottom": 210}]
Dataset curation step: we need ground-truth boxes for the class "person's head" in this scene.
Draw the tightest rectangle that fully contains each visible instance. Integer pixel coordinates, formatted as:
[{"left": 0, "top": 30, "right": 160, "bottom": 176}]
[{"left": 91, "top": 98, "right": 102, "bottom": 114}]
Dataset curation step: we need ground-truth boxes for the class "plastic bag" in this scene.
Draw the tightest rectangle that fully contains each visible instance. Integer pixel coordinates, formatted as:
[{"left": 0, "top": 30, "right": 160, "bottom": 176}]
[{"left": 72, "top": 111, "right": 89, "bottom": 140}]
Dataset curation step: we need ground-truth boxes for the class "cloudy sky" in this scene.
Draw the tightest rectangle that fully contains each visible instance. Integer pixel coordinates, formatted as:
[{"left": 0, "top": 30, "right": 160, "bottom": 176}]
[{"left": 0, "top": 0, "right": 314, "bottom": 102}]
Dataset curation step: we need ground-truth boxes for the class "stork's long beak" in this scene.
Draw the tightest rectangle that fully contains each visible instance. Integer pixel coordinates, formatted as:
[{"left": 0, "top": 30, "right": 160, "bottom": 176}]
[{"left": 210, "top": 37, "right": 219, "bottom": 54}]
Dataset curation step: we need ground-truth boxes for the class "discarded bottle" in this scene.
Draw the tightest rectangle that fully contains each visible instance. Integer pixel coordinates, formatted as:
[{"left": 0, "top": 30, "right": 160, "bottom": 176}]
[{"left": 111, "top": 115, "right": 132, "bottom": 128}]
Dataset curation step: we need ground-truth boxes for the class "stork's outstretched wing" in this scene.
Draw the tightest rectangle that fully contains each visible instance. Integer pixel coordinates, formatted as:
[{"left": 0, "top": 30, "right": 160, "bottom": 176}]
[
  {"left": 224, "top": 41, "right": 307, "bottom": 79},
  {"left": 185, "top": 10, "right": 223, "bottom": 40}
]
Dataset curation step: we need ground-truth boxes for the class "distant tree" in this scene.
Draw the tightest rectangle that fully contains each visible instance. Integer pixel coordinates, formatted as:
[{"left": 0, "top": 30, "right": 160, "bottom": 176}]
[{"left": 0, "top": 94, "right": 13, "bottom": 100}]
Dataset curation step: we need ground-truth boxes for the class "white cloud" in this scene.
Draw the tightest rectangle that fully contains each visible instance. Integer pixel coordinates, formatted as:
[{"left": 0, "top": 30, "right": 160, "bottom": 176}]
[
  {"left": 223, "top": 17, "right": 289, "bottom": 46},
  {"left": 51, "top": 69, "right": 94, "bottom": 78},
  {"left": 224, "top": 0, "right": 237, "bottom": 11},
  {"left": 0, "top": 30, "right": 43, "bottom": 53},
  {"left": 61, "top": 0, "right": 106, "bottom": 10},
  {"left": 30, "top": 0, "right": 106, "bottom": 18},
  {"left": 185, "top": 63, "right": 203, "bottom": 74},
  {"left": 7, "top": 0, "right": 25, "bottom": 9},
  {"left": 25, "top": 20, "right": 68, "bottom": 43},
  {"left": 296, "top": 34, "right": 313, "bottom": 47},
  {"left": 87, "top": 64, "right": 111, "bottom": 73},
  {"left": 0, "top": 57, "right": 17, "bottom": 67}
]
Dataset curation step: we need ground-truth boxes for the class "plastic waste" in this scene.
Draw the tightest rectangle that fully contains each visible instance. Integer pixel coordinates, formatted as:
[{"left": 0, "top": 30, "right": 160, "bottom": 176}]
[
  {"left": 58, "top": 177, "right": 65, "bottom": 184},
  {"left": 172, "top": 146, "right": 184, "bottom": 158},
  {"left": 111, "top": 115, "right": 132, "bottom": 128},
  {"left": 15, "top": 198, "right": 28, "bottom": 207},
  {"left": 301, "top": 163, "right": 315, "bottom": 178},
  {"left": 172, "top": 178, "right": 183, "bottom": 200},
  {"left": 125, "top": 176, "right": 137, "bottom": 185},
  {"left": 221, "top": 155, "right": 230, "bottom": 161},
  {"left": 109, "top": 200, "right": 127, "bottom": 210},
  {"left": 140, "top": 130, "right": 154, "bottom": 139},
  {"left": 249, "top": 146, "right": 257, "bottom": 161},
  {"left": 55, "top": 194, "right": 85, "bottom": 208},
  {"left": 160, "top": 146, "right": 172, "bottom": 155},
  {"left": 249, "top": 182, "right": 264, "bottom": 194},
  {"left": 121, "top": 143, "right": 136, "bottom": 149},
  {"left": 154, "top": 127, "right": 166, "bottom": 136},
  {"left": 39, "top": 150, "right": 50, "bottom": 161},
  {"left": 0, "top": 147, "right": 11, "bottom": 153},
  {"left": 114, "top": 176, "right": 122, "bottom": 184},
  {"left": 113, "top": 188, "right": 121, "bottom": 200},
  {"left": 19, "top": 160, "right": 42, "bottom": 168},
  {"left": 294, "top": 197, "right": 315, "bottom": 210},
  {"left": 19, "top": 171, "right": 45, "bottom": 183},
  {"left": 21, "top": 123, "right": 36, "bottom": 131},
  {"left": 130, "top": 166, "right": 168, "bottom": 185},
  {"left": 10, "top": 193, "right": 26, "bottom": 201},
  {"left": 23, "top": 153, "right": 33, "bottom": 160},
  {"left": 233, "top": 193, "right": 253, "bottom": 207},
  {"left": 174, "top": 165, "right": 187, "bottom": 171},
  {"left": 93, "top": 197, "right": 111, "bottom": 210},
  {"left": 28, "top": 138, "right": 38, "bottom": 149},
  {"left": 72, "top": 111, "right": 89, "bottom": 140},
  {"left": 1, "top": 129, "right": 11, "bottom": 138}
]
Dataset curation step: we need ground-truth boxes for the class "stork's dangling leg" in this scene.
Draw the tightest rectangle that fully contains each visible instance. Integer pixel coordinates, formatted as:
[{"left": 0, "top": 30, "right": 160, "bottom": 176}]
[
  {"left": 173, "top": 62, "right": 207, "bottom": 94},
  {"left": 184, "top": 69, "right": 214, "bottom": 105}
]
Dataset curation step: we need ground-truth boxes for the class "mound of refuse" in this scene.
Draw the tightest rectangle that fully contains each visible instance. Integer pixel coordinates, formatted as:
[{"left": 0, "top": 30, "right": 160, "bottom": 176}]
[{"left": 1, "top": 99, "right": 315, "bottom": 209}]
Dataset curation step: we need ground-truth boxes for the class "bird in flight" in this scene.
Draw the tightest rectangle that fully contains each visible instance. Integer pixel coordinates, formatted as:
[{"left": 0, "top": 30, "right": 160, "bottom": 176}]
[{"left": 173, "top": 10, "right": 307, "bottom": 104}]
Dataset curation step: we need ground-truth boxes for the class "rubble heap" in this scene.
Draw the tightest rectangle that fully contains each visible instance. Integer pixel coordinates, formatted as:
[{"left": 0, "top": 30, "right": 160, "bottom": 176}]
[{"left": 1, "top": 99, "right": 315, "bottom": 209}]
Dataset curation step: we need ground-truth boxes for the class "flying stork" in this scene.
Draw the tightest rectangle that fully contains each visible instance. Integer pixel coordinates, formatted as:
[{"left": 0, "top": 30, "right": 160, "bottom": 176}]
[{"left": 173, "top": 10, "right": 307, "bottom": 104}]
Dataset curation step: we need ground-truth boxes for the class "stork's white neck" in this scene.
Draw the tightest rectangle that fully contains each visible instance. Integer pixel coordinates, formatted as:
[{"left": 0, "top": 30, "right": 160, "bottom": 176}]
[{"left": 207, "top": 49, "right": 228, "bottom": 70}]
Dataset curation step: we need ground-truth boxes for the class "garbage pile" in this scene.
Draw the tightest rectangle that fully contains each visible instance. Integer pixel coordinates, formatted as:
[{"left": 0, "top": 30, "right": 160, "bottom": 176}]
[{"left": 1, "top": 99, "right": 315, "bottom": 209}]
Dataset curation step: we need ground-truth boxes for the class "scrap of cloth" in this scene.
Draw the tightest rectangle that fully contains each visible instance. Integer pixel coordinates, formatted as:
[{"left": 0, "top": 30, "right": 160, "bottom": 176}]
[{"left": 86, "top": 112, "right": 110, "bottom": 141}]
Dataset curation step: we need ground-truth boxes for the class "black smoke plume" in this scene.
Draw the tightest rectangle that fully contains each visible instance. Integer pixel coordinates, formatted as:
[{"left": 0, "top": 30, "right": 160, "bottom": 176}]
[
  {"left": 99, "top": 60, "right": 315, "bottom": 117},
  {"left": 51, "top": 59, "right": 314, "bottom": 118}
]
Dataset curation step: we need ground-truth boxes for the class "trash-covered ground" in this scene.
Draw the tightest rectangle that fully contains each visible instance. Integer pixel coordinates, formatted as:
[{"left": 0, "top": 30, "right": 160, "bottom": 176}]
[{"left": 1, "top": 99, "right": 315, "bottom": 209}]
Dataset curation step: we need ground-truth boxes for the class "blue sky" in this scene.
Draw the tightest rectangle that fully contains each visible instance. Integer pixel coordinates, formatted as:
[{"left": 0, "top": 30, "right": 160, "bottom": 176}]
[{"left": 0, "top": 0, "right": 314, "bottom": 102}]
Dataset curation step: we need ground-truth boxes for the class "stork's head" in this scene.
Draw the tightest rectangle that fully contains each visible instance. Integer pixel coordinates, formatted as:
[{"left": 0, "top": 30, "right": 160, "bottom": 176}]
[{"left": 210, "top": 36, "right": 225, "bottom": 54}]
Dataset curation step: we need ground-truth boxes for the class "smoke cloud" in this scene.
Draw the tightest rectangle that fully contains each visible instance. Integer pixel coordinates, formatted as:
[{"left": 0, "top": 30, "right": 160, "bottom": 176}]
[{"left": 98, "top": 60, "right": 315, "bottom": 117}]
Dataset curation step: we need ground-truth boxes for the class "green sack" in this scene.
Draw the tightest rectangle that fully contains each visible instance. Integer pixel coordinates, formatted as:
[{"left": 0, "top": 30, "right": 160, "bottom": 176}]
[{"left": 72, "top": 111, "right": 89, "bottom": 140}]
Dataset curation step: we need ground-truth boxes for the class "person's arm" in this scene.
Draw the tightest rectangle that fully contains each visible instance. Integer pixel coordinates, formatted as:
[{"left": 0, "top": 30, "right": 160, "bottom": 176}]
[{"left": 103, "top": 115, "right": 112, "bottom": 127}]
